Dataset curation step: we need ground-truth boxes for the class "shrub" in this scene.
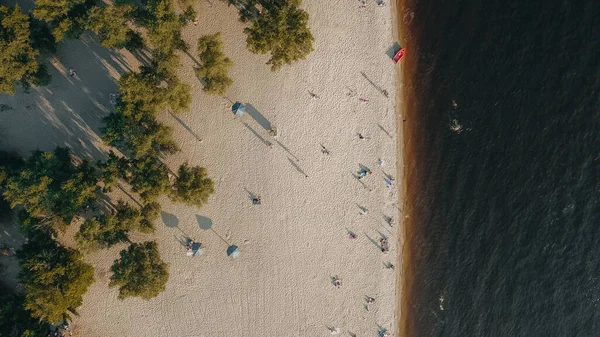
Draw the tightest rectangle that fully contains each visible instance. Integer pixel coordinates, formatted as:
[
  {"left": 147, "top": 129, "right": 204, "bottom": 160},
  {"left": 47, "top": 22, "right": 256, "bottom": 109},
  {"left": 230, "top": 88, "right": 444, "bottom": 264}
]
[{"left": 109, "top": 241, "right": 169, "bottom": 300}]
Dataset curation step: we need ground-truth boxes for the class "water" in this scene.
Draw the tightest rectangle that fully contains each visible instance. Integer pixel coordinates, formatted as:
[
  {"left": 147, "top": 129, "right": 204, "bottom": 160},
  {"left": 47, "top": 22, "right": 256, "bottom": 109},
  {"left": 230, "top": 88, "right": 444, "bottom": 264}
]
[{"left": 400, "top": 0, "right": 600, "bottom": 336}]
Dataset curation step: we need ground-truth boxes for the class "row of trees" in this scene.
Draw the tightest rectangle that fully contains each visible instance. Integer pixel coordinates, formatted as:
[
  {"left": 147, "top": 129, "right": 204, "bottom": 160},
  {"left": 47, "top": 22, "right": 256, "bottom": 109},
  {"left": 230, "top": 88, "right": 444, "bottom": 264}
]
[{"left": 1, "top": 0, "right": 315, "bottom": 95}]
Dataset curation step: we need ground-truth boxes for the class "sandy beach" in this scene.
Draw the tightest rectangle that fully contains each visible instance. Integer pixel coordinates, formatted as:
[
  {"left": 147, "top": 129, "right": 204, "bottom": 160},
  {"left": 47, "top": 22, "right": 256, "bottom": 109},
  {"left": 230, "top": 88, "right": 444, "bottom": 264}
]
[{"left": 0, "top": 0, "right": 403, "bottom": 335}]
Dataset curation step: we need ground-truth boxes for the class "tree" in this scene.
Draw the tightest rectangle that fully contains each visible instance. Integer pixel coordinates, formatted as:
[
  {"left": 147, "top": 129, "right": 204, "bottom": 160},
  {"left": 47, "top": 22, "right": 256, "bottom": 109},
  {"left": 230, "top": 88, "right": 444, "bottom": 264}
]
[
  {"left": 97, "top": 151, "right": 130, "bottom": 192},
  {"left": 140, "top": 201, "right": 160, "bottom": 233},
  {"left": 17, "top": 230, "right": 95, "bottom": 324},
  {"left": 29, "top": 15, "right": 57, "bottom": 53},
  {"left": 55, "top": 160, "right": 98, "bottom": 221},
  {"left": 195, "top": 33, "right": 233, "bottom": 95},
  {"left": 2, "top": 148, "right": 99, "bottom": 229},
  {"left": 126, "top": 156, "right": 170, "bottom": 201},
  {"left": 76, "top": 200, "right": 159, "bottom": 251},
  {"left": 109, "top": 241, "right": 169, "bottom": 300},
  {"left": 170, "top": 162, "right": 214, "bottom": 207},
  {"left": 0, "top": 283, "right": 51, "bottom": 337},
  {"left": 244, "top": 1, "right": 314, "bottom": 70},
  {"left": 0, "top": 5, "right": 50, "bottom": 95},
  {"left": 32, "top": 0, "right": 91, "bottom": 42},
  {"left": 87, "top": 4, "right": 141, "bottom": 49}
]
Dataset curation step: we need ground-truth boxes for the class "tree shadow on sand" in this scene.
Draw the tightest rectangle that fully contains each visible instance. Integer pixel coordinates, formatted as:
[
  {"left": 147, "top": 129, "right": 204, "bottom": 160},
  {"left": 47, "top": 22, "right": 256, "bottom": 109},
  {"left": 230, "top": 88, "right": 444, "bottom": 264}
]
[{"left": 0, "top": 32, "right": 139, "bottom": 162}]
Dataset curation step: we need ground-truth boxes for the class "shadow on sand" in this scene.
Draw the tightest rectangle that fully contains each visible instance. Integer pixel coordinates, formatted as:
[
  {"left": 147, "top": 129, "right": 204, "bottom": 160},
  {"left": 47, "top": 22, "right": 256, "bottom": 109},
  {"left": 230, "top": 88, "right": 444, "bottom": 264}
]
[{"left": 245, "top": 103, "right": 272, "bottom": 131}]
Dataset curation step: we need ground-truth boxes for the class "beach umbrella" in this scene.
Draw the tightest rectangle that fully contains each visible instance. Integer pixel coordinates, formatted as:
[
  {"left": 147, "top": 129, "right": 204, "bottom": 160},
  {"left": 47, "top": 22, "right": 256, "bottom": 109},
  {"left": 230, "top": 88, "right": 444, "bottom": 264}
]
[
  {"left": 232, "top": 102, "right": 246, "bottom": 116},
  {"left": 227, "top": 245, "right": 240, "bottom": 258}
]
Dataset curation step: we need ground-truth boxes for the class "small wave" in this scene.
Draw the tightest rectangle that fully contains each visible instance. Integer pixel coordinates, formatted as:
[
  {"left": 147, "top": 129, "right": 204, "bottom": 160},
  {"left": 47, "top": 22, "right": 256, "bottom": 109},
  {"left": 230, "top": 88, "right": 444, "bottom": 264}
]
[{"left": 449, "top": 119, "right": 463, "bottom": 133}]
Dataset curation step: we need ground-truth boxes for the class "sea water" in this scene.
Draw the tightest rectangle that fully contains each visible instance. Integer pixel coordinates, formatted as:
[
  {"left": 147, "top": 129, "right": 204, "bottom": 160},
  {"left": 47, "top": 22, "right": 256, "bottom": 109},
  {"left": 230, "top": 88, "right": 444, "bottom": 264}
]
[{"left": 401, "top": 0, "right": 600, "bottom": 336}]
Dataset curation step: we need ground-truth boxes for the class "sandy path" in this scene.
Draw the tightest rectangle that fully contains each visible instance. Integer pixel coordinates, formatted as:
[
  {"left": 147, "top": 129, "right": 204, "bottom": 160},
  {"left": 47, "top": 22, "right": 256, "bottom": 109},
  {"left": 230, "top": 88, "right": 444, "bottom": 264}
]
[{"left": 0, "top": 0, "right": 401, "bottom": 335}]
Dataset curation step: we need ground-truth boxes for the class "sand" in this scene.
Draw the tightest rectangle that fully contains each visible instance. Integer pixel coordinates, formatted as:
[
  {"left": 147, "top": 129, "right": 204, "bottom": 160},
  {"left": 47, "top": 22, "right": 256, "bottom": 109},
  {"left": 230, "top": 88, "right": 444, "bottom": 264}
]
[{"left": 0, "top": 0, "right": 403, "bottom": 336}]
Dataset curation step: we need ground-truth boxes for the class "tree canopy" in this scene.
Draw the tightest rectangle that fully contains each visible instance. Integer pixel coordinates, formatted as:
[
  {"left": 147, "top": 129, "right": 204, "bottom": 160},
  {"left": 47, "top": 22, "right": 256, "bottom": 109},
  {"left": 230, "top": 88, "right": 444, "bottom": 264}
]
[
  {"left": 244, "top": 1, "right": 314, "bottom": 71},
  {"left": 17, "top": 229, "right": 95, "bottom": 324},
  {"left": 76, "top": 200, "right": 160, "bottom": 251},
  {"left": 32, "top": 0, "right": 91, "bottom": 42},
  {"left": 2, "top": 148, "right": 99, "bottom": 230},
  {"left": 0, "top": 5, "right": 50, "bottom": 95},
  {"left": 0, "top": 282, "right": 51, "bottom": 337},
  {"left": 110, "top": 241, "right": 169, "bottom": 300},
  {"left": 170, "top": 162, "right": 215, "bottom": 207},
  {"left": 195, "top": 33, "right": 234, "bottom": 95},
  {"left": 87, "top": 4, "right": 141, "bottom": 49}
]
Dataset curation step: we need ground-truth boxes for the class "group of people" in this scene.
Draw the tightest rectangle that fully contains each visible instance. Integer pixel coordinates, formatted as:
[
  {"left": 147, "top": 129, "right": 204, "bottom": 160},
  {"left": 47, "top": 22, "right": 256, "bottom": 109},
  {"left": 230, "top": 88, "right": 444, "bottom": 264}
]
[{"left": 358, "top": 0, "right": 386, "bottom": 9}]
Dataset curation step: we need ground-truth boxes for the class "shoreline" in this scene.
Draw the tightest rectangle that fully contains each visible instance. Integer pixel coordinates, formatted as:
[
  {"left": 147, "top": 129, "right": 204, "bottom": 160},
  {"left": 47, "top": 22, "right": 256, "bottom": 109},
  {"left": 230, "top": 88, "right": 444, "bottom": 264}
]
[
  {"left": 394, "top": 0, "right": 414, "bottom": 336},
  {"left": 392, "top": 0, "right": 407, "bottom": 336}
]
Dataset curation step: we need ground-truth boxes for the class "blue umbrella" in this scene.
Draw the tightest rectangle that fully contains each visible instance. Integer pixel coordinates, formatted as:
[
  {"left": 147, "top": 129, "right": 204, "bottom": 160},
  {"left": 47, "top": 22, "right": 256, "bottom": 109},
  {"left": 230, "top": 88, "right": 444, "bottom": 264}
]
[
  {"left": 232, "top": 102, "right": 246, "bottom": 116},
  {"left": 227, "top": 245, "right": 240, "bottom": 258}
]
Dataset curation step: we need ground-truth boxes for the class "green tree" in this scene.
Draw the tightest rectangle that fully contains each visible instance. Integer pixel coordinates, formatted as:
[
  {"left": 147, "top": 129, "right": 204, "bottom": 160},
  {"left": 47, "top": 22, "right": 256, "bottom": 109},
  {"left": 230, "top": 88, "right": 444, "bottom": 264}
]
[
  {"left": 102, "top": 109, "right": 179, "bottom": 157},
  {"left": 2, "top": 148, "right": 98, "bottom": 229},
  {"left": 87, "top": 4, "right": 141, "bottom": 49},
  {"left": 195, "top": 33, "right": 233, "bottom": 95},
  {"left": 140, "top": 201, "right": 160, "bottom": 233},
  {"left": 75, "top": 201, "right": 136, "bottom": 251},
  {"left": 170, "top": 162, "right": 214, "bottom": 207},
  {"left": 97, "top": 151, "right": 130, "bottom": 192},
  {"left": 76, "top": 200, "right": 160, "bottom": 251},
  {"left": 109, "top": 241, "right": 169, "bottom": 300},
  {"left": 17, "top": 230, "right": 95, "bottom": 324},
  {"left": 32, "top": 0, "right": 90, "bottom": 42},
  {"left": 0, "top": 283, "right": 51, "bottom": 337},
  {"left": 55, "top": 160, "right": 98, "bottom": 221},
  {"left": 28, "top": 15, "right": 57, "bottom": 53},
  {"left": 244, "top": 1, "right": 314, "bottom": 70},
  {"left": 126, "top": 156, "right": 170, "bottom": 201},
  {"left": 0, "top": 5, "right": 50, "bottom": 95}
]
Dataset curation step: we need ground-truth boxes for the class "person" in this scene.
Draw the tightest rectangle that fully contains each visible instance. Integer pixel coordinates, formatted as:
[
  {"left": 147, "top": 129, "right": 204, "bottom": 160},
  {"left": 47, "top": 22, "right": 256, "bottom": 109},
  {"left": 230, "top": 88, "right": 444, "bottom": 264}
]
[
  {"left": 68, "top": 68, "right": 77, "bottom": 77},
  {"left": 348, "top": 232, "right": 357, "bottom": 239},
  {"left": 252, "top": 196, "right": 261, "bottom": 205}
]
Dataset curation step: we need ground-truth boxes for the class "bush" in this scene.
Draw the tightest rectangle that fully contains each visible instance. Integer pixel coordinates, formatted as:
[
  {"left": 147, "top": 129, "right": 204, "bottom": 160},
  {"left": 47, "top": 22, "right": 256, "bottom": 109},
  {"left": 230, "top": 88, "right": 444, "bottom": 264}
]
[
  {"left": 195, "top": 33, "right": 234, "bottom": 95},
  {"left": 170, "top": 162, "right": 214, "bottom": 207},
  {"left": 109, "top": 241, "right": 169, "bottom": 300},
  {"left": 244, "top": 1, "right": 314, "bottom": 70},
  {"left": 17, "top": 230, "right": 95, "bottom": 324}
]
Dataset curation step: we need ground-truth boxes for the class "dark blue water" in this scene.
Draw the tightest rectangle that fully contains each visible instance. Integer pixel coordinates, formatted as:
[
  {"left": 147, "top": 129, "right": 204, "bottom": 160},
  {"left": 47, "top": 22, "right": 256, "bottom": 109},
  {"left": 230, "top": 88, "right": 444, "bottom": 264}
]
[{"left": 401, "top": 0, "right": 600, "bottom": 336}]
